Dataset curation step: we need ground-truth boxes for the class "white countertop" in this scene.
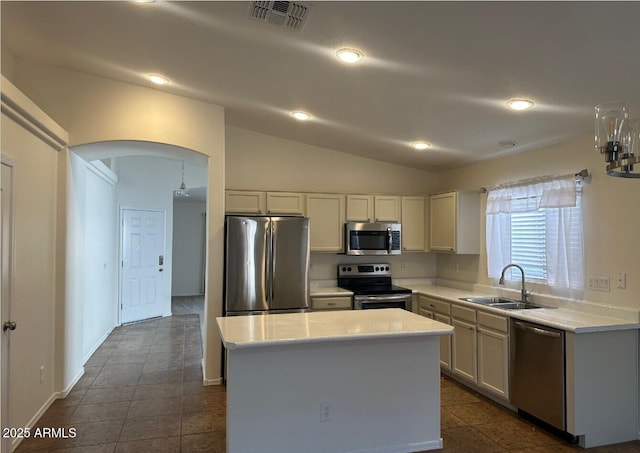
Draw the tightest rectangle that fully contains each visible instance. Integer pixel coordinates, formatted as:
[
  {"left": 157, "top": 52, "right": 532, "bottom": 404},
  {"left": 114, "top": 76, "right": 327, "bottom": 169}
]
[
  {"left": 310, "top": 286, "right": 353, "bottom": 297},
  {"left": 407, "top": 284, "right": 640, "bottom": 333},
  {"left": 217, "top": 308, "right": 453, "bottom": 350}
]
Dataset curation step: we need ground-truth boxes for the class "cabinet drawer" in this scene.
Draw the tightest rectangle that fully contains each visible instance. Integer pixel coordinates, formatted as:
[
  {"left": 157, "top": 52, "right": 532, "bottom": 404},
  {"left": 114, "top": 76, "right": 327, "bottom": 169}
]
[
  {"left": 477, "top": 311, "right": 508, "bottom": 333},
  {"left": 451, "top": 304, "right": 476, "bottom": 323},
  {"left": 418, "top": 295, "right": 450, "bottom": 315},
  {"left": 311, "top": 296, "right": 352, "bottom": 310}
]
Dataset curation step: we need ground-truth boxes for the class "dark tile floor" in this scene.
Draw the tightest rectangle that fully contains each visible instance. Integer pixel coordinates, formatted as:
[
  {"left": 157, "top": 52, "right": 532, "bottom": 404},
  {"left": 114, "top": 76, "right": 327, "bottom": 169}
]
[{"left": 14, "top": 313, "right": 640, "bottom": 452}]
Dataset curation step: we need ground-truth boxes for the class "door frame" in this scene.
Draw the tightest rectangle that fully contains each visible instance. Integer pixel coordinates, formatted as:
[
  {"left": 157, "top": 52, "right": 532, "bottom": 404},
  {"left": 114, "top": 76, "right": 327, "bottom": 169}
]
[
  {"left": 118, "top": 207, "right": 167, "bottom": 325},
  {"left": 1, "top": 155, "right": 16, "bottom": 453}
]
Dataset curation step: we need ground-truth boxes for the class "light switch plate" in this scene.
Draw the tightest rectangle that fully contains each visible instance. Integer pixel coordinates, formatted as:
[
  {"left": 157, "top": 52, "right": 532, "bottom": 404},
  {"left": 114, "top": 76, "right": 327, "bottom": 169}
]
[{"left": 588, "top": 276, "right": 610, "bottom": 292}]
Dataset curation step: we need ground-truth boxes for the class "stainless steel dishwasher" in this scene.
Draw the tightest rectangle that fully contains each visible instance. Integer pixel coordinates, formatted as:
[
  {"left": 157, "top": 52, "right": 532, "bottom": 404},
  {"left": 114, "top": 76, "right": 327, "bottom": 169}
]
[{"left": 510, "top": 319, "right": 565, "bottom": 430}]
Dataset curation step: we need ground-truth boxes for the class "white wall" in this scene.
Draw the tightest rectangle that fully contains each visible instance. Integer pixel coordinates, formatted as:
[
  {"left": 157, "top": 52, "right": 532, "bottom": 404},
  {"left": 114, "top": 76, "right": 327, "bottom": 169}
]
[
  {"left": 226, "top": 126, "right": 441, "bottom": 195},
  {"left": 2, "top": 103, "right": 59, "bottom": 434},
  {"left": 1, "top": 46, "right": 16, "bottom": 81},
  {"left": 172, "top": 201, "right": 206, "bottom": 296},
  {"left": 310, "top": 253, "right": 436, "bottom": 282},
  {"left": 435, "top": 135, "right": 640, "bottom": 310},
  {"left": 10, "top": 58, "right": 226, "bottom": 387},
  {"left": 68, "top": 154, "right": 119, "bottom": 363}
]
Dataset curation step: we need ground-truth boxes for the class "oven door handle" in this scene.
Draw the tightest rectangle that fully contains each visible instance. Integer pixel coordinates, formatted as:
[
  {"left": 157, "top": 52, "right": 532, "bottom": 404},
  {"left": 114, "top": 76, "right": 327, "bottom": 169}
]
[{"left": 354, "top": 294, "right": 411, "bottom": 302}]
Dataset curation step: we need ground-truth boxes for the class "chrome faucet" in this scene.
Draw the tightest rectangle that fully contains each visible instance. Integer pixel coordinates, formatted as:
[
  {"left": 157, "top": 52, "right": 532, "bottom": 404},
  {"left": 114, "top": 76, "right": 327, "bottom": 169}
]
[{"left": 499, "top": 264, "right": 530, "bottom": 303}]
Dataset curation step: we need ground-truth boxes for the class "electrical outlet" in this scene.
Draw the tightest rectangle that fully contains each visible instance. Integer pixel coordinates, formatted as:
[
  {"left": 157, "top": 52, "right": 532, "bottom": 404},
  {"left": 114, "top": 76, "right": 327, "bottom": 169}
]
[
  {"left": 616, "top": 272, "right": 627, "bottom": 289},
  {"left": 320, "top": 402, "right": 331, "bottom": 422},
  {"left": 588, "top": 276, "right": 610, "bottom": 292},
  {"left": 401, "top": 261, "right": 407, "bottom": 270},
  {"left": 40, "top": 366, "right": 45, "bottom": 384}
]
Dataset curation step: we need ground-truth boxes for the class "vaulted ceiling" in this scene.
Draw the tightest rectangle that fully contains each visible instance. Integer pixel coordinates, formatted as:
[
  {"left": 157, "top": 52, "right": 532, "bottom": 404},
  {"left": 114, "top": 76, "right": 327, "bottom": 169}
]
[{"left": 2, "top": 1, "right": 639, "bottom": 171}]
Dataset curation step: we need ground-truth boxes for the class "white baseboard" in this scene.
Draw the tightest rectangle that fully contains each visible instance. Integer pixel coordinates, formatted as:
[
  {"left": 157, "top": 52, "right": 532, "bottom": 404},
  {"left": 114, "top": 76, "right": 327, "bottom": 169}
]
[
  {"left": 57, "top": 367, "right": 85, "bottom": 399},
  {"left": 351, "top": 439, "right": 443, "bottom": 453},
  {"left": 201, "top": 358, "right": 223, "bottom": 386},
  {"left": 11, "top": 392, "right": 58, "bottom": 451},
  {"left": 82, "top": 326, "right": 114, "bottom": 364},
  {"left": 203, "top": 377, "right": 224, "bottom": 386}
]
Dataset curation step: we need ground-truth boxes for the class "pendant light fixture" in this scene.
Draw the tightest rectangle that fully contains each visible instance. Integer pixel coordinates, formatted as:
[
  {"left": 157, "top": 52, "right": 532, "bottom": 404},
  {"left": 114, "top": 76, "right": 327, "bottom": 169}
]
[
  {"left": 175, "top": 160, "right": 190, "bottom": 197},
  {"left": 594, "top": 102, "right": 640, "bottom": 178}
]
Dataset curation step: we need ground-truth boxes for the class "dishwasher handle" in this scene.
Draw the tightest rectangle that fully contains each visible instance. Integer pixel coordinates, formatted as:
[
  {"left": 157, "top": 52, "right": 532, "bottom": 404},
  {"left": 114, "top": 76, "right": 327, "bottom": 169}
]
[{"left": 513, "top": 320, "right": 562, "bottom": 338}]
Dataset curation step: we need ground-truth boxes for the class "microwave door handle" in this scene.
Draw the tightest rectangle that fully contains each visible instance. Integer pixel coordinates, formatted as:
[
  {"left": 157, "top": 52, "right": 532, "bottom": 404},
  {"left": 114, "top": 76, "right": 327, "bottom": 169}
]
[
  {"left": 355, "top": 294, "right": 410, "bottom": 302},
  {"left": 387, "top": 227, "right": 392, "bottom": 254}
]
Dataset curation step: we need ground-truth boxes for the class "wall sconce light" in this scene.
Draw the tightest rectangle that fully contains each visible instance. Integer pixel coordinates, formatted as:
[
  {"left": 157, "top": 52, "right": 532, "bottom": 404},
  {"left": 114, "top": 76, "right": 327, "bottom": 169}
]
[{"left": 595, "top": 102, "right": 640, "bottom": 178}]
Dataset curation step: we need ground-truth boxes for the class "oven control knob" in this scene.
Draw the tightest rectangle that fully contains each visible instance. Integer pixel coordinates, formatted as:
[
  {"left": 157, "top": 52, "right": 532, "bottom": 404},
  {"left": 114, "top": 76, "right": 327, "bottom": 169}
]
[
  {"left": 375, "top": 266, "right": 380, "bottom": 271},
  {"left": 342, "top": 267, "right": 346, "bottom": 272},
  {"left": 347, "top": 267, "right": 352, "bottom": 271},
  {"left": 386, "top": 266, "right": 390, "bottom": 271}
]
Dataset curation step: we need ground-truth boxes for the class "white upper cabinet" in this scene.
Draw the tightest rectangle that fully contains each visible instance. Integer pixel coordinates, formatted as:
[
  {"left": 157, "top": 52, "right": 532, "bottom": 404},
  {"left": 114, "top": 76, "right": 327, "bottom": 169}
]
[
  {"left": 401, "top": 196, "right": 425, "bottom": 251},
  {"left": 346, "top": 195, "right": 373, "bottom": 222},
  {"left": 346, "top": 195, "right": 400, "bottom": 222},
  {"left": 226, "top": 190, "right": 266, "bottom": 214},
  {"left": 429, "top": 191, "right": 479, "bottom": 254},
  {"left": 305, "top": 193, "right": 345, "bottom": 252},
  {"left": 373, "top": 196, "right": 400, "bottom": 222},
  {"left": 266, "top": 192, "right": 306, "bottom": 215}
]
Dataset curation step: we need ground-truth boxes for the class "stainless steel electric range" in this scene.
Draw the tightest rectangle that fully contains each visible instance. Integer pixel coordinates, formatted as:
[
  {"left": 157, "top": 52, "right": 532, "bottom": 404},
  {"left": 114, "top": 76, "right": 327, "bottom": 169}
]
[{"left": 337, "top": 263, "right": 412, "bottom": 310}]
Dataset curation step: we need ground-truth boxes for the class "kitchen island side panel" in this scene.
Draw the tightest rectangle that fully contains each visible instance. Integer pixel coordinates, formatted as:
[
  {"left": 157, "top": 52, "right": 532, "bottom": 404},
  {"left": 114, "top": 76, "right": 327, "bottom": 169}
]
[{"left": 226, "top": 336, "right": 442, "bottom": 453}]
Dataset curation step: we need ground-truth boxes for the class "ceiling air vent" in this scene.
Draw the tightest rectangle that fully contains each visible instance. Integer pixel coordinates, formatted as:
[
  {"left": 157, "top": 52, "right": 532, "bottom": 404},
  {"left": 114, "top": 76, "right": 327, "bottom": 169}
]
[{"left": 249, "top": 1, "right": 312, "bottom": 31}]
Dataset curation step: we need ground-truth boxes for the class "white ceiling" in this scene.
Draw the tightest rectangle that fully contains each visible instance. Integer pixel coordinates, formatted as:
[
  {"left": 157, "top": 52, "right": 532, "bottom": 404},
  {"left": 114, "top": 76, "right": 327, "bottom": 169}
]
[{"left": 2, "top": 1, "right": 639, "bottom": 172}]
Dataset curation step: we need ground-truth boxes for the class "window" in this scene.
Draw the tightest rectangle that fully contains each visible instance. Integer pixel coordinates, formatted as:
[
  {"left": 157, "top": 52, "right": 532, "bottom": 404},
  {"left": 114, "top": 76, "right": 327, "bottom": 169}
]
[
  {"left": 510, "top": 208, "right": 547, "bottom": 281},
  {"left": 485, "top": 175, "right": 584, "bottom": 289}
]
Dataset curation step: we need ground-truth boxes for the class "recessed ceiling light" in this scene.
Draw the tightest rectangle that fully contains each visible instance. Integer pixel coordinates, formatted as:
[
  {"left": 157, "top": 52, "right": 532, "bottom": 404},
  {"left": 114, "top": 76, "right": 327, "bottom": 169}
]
[
  {"left": 499, "top": 140, "right": 518, "bottom": 148},
  {"left": 336, "top": 48, "right": 364, "bottom": 64},
  {"left": 291, "top": 111, "right": 312, "bottom": 121},
  {"left": 506, "top": 98, "right": 534, "bottom": 111},
  {"left": 412, "top": 142, "right": 432, "bottom": 150},
  {"left": 147, "top": 74, "right": 170, "bottom": 85}
]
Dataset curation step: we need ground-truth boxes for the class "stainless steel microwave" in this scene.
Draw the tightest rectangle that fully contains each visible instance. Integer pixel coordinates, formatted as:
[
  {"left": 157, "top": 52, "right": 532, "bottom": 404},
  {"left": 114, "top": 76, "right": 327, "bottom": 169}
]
[{"left": 345, "top": 222, "right": 401, "bottom": 256}]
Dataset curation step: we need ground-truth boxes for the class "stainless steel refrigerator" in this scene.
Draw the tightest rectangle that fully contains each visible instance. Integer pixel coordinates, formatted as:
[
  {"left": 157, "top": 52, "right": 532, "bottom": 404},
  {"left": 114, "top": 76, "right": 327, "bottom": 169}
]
[{"left": 224, "top": 216, "right": 310, "bottom": 315}]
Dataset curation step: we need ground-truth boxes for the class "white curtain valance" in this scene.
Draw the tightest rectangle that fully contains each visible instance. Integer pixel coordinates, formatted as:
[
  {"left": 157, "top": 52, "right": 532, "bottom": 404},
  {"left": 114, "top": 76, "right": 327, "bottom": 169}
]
[{"left": 486, "top": 175, "right": 577, "bottom": 214}]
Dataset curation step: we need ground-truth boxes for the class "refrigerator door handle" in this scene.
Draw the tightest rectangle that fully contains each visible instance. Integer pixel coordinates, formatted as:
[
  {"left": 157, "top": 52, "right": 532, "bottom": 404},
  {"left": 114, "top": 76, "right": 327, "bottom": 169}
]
[{"left": 266, "top": 220, "right": 273, "bottom": 305}]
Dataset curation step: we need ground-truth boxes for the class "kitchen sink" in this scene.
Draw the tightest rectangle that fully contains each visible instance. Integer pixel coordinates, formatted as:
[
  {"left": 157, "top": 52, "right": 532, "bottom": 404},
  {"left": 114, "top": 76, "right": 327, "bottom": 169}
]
[
  {"left": 459, "top": 297, "right": 515, "bottom": 305},
  {"left": 459, "top": 297, "right": 554, "bottom": 310}
]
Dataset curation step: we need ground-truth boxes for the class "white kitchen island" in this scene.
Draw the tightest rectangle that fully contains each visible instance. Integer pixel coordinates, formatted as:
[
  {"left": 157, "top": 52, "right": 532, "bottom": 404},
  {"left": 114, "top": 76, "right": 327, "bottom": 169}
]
[{"left": 217, "top": 308, "right": 454, "bottom": 453}]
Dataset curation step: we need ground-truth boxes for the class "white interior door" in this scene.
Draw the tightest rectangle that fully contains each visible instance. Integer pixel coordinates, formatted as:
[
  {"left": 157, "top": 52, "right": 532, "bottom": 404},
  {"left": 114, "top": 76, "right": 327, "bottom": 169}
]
[
  {"left": 120, "top": 209, "right": 165, "bottom": 324},
  {"left": 1, "top": 161, "right": 14, "bottom": 452}
]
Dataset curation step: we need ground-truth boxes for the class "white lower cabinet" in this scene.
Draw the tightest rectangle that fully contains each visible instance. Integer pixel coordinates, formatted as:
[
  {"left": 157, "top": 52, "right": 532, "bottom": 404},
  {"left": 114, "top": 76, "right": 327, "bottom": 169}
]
[
  {"left": 452, "top": 318, "right": 477, "bottom": 383},
  {"left": 417, "top": 295, "right": 452, "bottom": 371},
  {"left": 435, "top": 313, "right": 452, "bottom": 371},
  {"left": 477, "top": 311, "right": 509, "bottom": 399},
  {"left": 451, "top": 304, "right": 510, "bottom": 399},
  {"left": 417, "top": 294, "right": 510, "bottom": 401}
]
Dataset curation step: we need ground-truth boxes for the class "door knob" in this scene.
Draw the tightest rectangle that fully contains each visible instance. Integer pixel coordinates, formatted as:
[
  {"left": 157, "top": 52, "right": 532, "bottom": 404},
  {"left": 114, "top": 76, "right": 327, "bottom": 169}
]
[{"left": 3, "top": 321, "right": 16, "bottom": 332}]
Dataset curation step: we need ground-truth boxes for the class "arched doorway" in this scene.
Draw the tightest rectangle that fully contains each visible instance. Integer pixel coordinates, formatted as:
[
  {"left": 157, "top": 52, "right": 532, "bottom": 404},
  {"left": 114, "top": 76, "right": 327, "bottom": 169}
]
[{"left": 69, "top": 140, "right": 208, "bottom": 365}]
